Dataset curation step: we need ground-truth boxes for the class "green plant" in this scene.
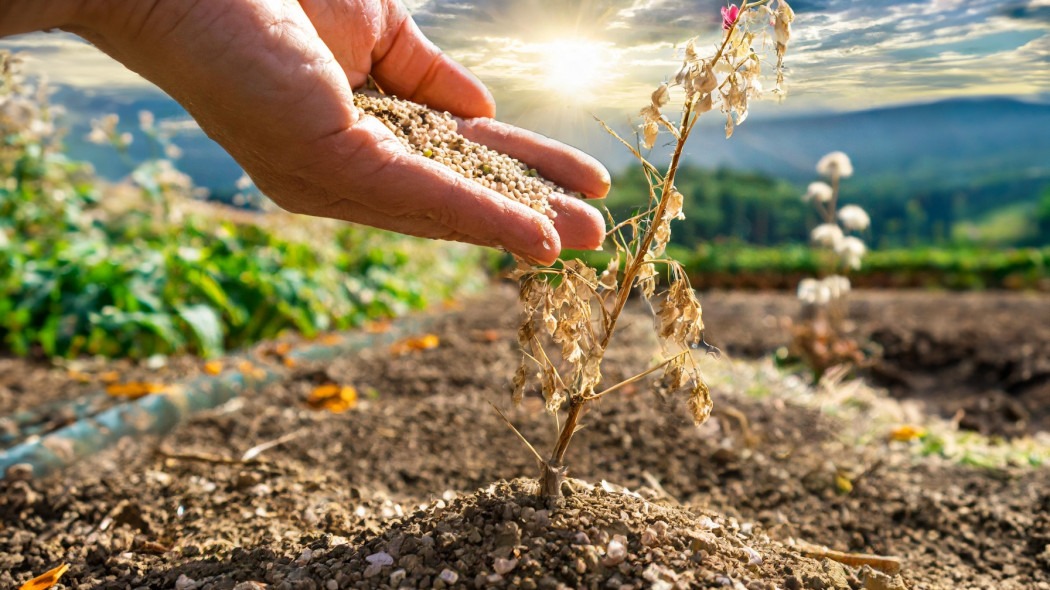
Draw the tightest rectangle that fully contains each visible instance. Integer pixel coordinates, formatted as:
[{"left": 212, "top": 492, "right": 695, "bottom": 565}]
[
  {"left": 508, "top": 1, "right": 796, "bottom": 498},
  {"left": 0, "top": 50, "right": 487, "bottom": 359}
]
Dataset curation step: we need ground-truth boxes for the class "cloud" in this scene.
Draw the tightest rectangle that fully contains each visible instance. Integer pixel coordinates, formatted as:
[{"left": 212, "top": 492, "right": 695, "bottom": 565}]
[
  {"left": 4, "top": 0, "right": 1048, "bottom": 134},
  {"left": 1001, "top": 0, "right": 1050, "bottom": 24}
]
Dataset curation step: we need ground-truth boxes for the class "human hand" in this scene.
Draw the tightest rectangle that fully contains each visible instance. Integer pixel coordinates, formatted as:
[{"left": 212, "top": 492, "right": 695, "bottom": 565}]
[{"left": 40, "top": 0, "right": 609, "bottom": 264}]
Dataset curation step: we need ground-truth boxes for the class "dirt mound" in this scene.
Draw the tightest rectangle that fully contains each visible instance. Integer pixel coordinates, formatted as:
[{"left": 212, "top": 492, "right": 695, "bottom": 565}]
[{"left": 140, "top": 478, "right": 912, "bottom": 590}]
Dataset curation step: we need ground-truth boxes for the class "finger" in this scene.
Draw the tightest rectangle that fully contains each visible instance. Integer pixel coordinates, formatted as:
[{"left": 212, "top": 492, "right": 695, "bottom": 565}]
[
  {"left": 455, "top": 117, "right": 611, "bottom": 200},
  {"left": 316, "top": 185, "right": 561, "bottom": 265},
  {"left": 309, "top": 199, "right": 494, "bottom": 249},
  {"left": 311, "top": 117, "right": 562, "bottom": 264},
  {"left": 547, "top": 193, "right": 606, "bottom": 251},
  {"left": 320, "top": 165, "right": 605, "bottom": 257},
  {"left": 370, "top": 7, "right": 495, "bottom": 118}
]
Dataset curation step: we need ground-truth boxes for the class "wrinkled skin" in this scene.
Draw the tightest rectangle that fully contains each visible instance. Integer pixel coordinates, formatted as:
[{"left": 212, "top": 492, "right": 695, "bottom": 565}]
[{"left": 5, "top": 0, "right": 609, "bottom": 264}]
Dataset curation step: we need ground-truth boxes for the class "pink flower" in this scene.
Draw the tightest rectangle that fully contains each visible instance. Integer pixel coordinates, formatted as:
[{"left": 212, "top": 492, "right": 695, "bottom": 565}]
[{"left": 722, "top": 5, "right": 740, "bottom": 30}]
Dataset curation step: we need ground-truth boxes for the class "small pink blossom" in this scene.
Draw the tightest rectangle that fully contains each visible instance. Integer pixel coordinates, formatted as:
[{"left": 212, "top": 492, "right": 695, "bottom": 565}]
[{"left": 722, "top": 5, "right": 740, "bottom": 30}]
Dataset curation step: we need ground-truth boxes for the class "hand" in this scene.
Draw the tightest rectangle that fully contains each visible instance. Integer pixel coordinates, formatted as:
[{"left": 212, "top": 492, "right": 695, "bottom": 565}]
[{"left": 47, "top": 0, "right": 609, "bottom": 264}]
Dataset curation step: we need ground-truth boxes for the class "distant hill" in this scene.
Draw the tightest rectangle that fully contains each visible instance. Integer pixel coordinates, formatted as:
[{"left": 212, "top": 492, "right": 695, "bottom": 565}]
[
  {"left": 674, "top": 96, "right": 1050, "bottom": 185},
  {"left": 53, "top": 86, "right": 1050, "bottom": 226}
]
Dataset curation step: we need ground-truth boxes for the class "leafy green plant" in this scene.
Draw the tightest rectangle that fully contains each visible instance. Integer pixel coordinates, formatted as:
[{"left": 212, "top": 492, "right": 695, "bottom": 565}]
[{"left": 0, "top": 50, "right": 487, "bottom": 359}]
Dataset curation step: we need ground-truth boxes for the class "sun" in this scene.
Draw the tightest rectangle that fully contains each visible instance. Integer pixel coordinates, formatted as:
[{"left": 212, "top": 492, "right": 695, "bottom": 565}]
[{"left": 535, "top": 38, "right": 614, "bottom": 104}]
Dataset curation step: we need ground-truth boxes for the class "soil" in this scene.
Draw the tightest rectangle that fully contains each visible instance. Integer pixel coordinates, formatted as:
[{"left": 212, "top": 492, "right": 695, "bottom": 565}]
[
  {"left": 698, "top": 290, "right": 1050, "bottom": 438},
  {"left": 2, "top": 285, "right": 1049, "bottom": 589}
]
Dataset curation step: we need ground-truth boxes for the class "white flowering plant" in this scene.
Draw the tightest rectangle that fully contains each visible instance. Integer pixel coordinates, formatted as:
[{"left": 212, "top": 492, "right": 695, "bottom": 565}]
[
  {"left": 506, "top": 0, "right": 796, "bottom": 499},
  {"left": 787, "top": 151, "right": 870, "bottom": 378}
]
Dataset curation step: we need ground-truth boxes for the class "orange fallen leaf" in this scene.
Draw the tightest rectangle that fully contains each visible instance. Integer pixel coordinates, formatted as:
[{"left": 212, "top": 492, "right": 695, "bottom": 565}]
[
  {"left": 67, "top": 369, "right": 91, "bottom": 383},
  {"left": 473, "top": 329, "right": 500, "bottom": 342},
  {"left": 366, "top": 320, "right": 392, "bottom": 334},
  {"left": 20, "top": 563, "right": 70, "bottom": 590},
  {"left": 235, "top": 360, "right": 268, "bottom": 381},
  {"left": 204, "top": 361, "right": 223, "bottom": 375},
  {"left": 105, "top": 382, "right": 168, "bottom": 399},
  {"left": 306, "top": 384, "right": 358, "bottom": 413},
  {"left": 889, "top": 425, "right": 926, "bottom": 442},
  {"left": 282, "top": 357, "right": 297, "bottom": 368},
  {"left": 320, "top": 334, "right": 343, "bottom": 345},
  {"left": 390, "top": 334, "right": 440, "bottom": 355},
  {"left": 99, "top": 371, "right": 120, "bottom": 383},
  {"left": 275, "top": 342, "right": 292, "bottom": 356}
]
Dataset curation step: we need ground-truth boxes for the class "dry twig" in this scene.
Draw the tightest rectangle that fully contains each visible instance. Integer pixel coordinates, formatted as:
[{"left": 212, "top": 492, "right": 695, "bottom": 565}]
[{"left": 794, "top": 539, "right": 903, "bottom": 575}]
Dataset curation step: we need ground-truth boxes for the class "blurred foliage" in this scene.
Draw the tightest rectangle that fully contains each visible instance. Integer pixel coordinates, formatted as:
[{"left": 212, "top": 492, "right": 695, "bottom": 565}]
[
  {"left": 1036, "top": 185, "right": 1050, "bottom": 244},
  {"left": 845, "top": 172, "right": 1050, "bottom": 248},
  {"left": 570, "top": 243, "right": 1050, "bottom": 291},
  {"left": 606, "top": 165, "right": 811, "bottom": 246},
  {"left": 607, "top": 165, "right": 1050, "bottom": 249},
  {"left": 0, "top": 51, "right": 486, "bottom": 359}
]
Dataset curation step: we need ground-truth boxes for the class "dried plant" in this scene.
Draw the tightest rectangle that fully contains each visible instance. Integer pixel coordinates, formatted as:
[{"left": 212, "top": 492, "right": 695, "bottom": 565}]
[
  {"left": 787, "top": 151, "right": 870, "bottom": 379},
  {"left": 508, "top": 1, "right": 796, "bottom": 498}
]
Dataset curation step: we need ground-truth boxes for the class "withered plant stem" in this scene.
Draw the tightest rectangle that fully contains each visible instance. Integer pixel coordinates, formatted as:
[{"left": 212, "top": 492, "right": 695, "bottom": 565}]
[
  {"left": 582, "top": 352, "right": 687, "bottom": 402},
  {"left": 540, "top": 101, "right": 696, "bottom": 498},
  {"left": 538, "top": 0, "right": 778, "bottom": 498},
  {"left": 602, "top": 99, "right": 695, "bottom": 351},
  {"left": 538, "top": 399, "right": 584, "bottom": 498}
]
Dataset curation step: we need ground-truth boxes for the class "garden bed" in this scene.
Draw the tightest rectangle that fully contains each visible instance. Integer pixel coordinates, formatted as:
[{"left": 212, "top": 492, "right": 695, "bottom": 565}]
[{"left": 2, "top": 286, "right": 1049, "bottom": 589}]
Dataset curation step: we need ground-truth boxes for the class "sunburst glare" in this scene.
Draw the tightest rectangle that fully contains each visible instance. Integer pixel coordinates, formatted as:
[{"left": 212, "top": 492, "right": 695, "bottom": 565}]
[{"left": 534, "top": 38, "right": 617, "bottom": 105}]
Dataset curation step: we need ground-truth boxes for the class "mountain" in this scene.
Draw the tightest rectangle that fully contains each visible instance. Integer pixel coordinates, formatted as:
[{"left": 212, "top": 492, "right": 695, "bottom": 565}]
[
  {"left": 52, "top": 85, "right": 1050, "bottom": 213},
  {"left": 672, "top": 96, "right": 1050, "bottom": 188}
]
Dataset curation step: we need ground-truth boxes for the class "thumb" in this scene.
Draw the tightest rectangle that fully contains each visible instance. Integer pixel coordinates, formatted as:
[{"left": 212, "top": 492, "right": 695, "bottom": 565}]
[{"left": 371, "top": 9, "right": 495, "bottom": 118}]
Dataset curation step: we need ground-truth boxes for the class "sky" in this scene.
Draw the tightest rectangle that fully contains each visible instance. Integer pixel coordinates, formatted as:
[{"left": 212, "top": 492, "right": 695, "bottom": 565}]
[{"left": 2, "top": 0, "right": 1050, "bottom": 168}]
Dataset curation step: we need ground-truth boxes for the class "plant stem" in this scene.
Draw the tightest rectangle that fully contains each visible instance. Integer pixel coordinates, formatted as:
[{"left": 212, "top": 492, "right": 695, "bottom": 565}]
[
  {"left": 583, "top": 352, "right": 686, "bottom": 401},
  {"left": 539, "top": 104, "right": 696, "bottom": 498},
  {"left": 538, "top": 398, "right": 584, "bottom": 498},
  {"left": 537, "top": 6, "right": 778, "bottom": 496},
  {"left": 601, "top": 102, "right": 695, "bottom": 351}
]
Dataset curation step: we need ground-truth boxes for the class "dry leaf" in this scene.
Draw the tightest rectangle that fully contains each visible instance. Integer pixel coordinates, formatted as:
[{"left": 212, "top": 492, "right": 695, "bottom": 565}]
[
  {"left": 204, "top": 361, "right": 223, "bottom": 375},
  {"left": 236, "top": 361, "right": 268, "bottom": 381},
  {"left": 306, "top": 384, "right": 359, "bottom": 413},
  {"left": 99, "top": 371, "right": 120, "bottom": 383},
  {"left": 390, "top": 334, "right": 440, "bottom": 355},
  {"left": 473, "top": 329, "right": 500, "bottom": 342},
  {"left": 66, "top": 369, "right": 91, "bottom": 383},
  {"left": 282, "top": 357, "right": 297, "bottom": 368},
  {"left": 20, "top": 563, "right": 70, "bottom": 590},
  {"left": 275, "top": 342, "right": 292, "bottom": 356},
  {"left": 366, "top": 320, "right": 392, "bottom": 334},
  {"left": 889, "top": 425, "right": 926, "bottom": 442},
  {"left": 320, "top": 334, "right": 343, "bottom": 345},
  {"left": 105, "top": 382, "right": 168, "bottom": 399}
]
